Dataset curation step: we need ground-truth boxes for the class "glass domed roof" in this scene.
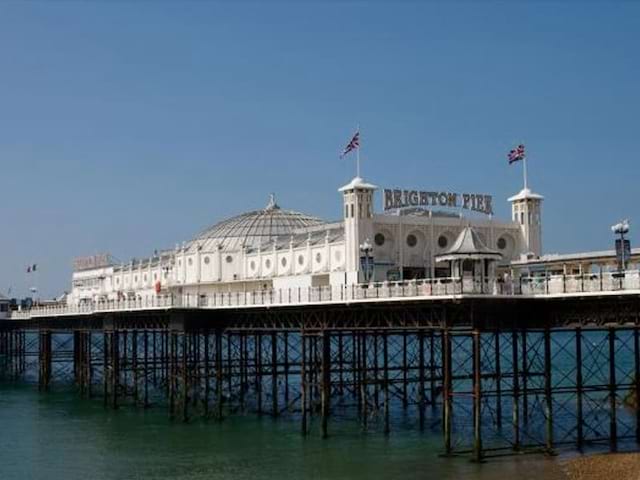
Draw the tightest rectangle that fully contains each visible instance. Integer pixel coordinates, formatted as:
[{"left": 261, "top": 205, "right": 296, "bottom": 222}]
[{"left": 189, "top": 195, "right": 325, "bottom": 252}]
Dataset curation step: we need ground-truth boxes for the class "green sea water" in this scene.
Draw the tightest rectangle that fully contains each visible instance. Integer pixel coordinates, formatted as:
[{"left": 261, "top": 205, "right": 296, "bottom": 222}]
[{"left": 0, "top": 385, "right": 566, "bottom": 480}]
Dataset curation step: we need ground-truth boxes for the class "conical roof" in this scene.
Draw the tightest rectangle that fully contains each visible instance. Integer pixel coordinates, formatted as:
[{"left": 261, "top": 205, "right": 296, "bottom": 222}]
[
  {"left": 436, "top": 226, "right": 502, "bottom": 261},
  {"left": 188, "top": 195, "right": 325, "bottom": 252}
]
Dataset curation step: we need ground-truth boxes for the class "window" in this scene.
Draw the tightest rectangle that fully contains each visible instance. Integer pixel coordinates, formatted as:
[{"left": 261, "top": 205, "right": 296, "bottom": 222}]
[
  {"left": 374, "top": 233, "right": 385, "bottom": 246},
  {"left": 497, "top": 237, "right": 507, "bottom": 250},
  {"left": 315, "top": 253, "right": 322, "bottom": 263},
  {"left": 438, "top": 235, "right": 448, "bottom": 249},
  {"left": 281, "top": 257, "right": 287, "bottom": 267},
  {"left": 350, "top": 204, "right": 354, "bottom": 218},
  {"left": 188, "top": 258, "right": 193, "bottom": 266},
  {"left": 265, "top": 259, "right": 272, "bottom": 269},
  {"left": 143, "top": 275, "right": 147, "bottom": 282},
  {"left": 298, "top": 255, "right": 305, "bottom": 266},
  {"left": 204, "top": 256, "right": 210, "bottom": 265},
  {"left": 250, "top": 260, "right": 256, "bottom": 271},
  {"left": 134, "top": 276, "right": 138, "bottom": 283},
  {"left": 335, "top": 250, "right": 342, "bottom": 262},
  {"left": 225, "top": 255, "right": 233, "bottom": 263},
  {"left": 345, "top": 205, "right": 349, "bottom": 218},
  {"left": 406, "top": 234, "right": 417, "bottom": 247}
]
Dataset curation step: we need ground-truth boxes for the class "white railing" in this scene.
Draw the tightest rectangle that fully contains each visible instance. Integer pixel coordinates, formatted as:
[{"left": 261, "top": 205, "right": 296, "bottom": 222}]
[{"left": 8, "top": 270, "right": 640, "bottom": 319}]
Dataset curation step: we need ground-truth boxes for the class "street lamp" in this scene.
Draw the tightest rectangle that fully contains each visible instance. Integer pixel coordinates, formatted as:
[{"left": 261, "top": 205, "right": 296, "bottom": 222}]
[
  {"left": 359, "top": 239, "right": 374, "bottom": 284},
  {"left": 611, "top": 219, "right": 630, "bottom": 272}
]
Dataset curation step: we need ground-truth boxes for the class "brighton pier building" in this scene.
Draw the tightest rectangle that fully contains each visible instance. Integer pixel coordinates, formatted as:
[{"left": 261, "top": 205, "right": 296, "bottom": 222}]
[{"left": 68, "top": 177, "right": 544, "bottom": 306}]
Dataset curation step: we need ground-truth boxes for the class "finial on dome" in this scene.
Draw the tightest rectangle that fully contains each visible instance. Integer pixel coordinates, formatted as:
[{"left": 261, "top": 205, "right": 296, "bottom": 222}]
[{"left": 266, "top": 193, "right": 279, "bottom": 210}]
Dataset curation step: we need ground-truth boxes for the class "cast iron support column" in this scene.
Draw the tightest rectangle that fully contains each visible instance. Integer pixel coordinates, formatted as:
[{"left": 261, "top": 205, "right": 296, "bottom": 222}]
[
  {"left": 321, "top": 330, "right": 331, "bottom": 439},
  {"left": 543, "top": 327, "right": 553, "bottom": 454},
  {"left": 472, "top": 330, "right": 483, "bottom": 462},
  {"left": 609, "top": 327, "right": 617, "bottom": 451},
  {"left": 511, "top": 329, "right": 520, "bottom": 451},
  {"left": 443, "top": 328, "right": 452, "bottom": 456},
  {"left": 576, "top": 327, "right": 584, "bottom": 449}
]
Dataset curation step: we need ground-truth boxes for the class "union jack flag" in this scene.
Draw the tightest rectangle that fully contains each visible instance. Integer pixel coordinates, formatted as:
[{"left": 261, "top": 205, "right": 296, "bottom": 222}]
[
  {"left": 340, "top": 131, "right": 360, "bottom": 158},
  {"left": 508, "top": 144, "right": 526, "bottom": 164}
]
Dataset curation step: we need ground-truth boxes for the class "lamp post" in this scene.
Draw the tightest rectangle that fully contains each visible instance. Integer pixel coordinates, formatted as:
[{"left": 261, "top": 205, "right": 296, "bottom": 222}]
[
  {"left": 611, "top": 219, "right": 630, "bottom": 272},
  {"left": 360, "top": 239, "right": 374, "bottom": 284}
]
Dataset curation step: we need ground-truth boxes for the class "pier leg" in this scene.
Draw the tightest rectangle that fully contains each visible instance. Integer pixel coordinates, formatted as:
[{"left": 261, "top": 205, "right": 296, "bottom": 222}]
[
  {"left": 443, "top": 328, "right": 452, "bottom": 456},
  {"left": 544, "top": 327, "right": 553, "bottom": 454},
  {"left": 321, "top": 330, "right": 331, "bottom": 438},
  {"left": 472, "top": 330, "right": 483, "bottom": 462},
  {"left": 494, "top": 331, "right": 502, "bottom": 430},
  {"left": 272, "top": 332, "right": 278, "bottom": 417},
  {"left": 609, "top": 327, "right": 617, "bottom": 452},
  {"left": 383, "top": 331, "right": 390, "bottom": 435},
  {"left": 576, "top": 327, "right": 584, "bottom": 449},
  {"left": 216, "top": 329, "right": 223, "bottom": 420},
  {"left": 418, "top": 330, "right": 425, "bottom": 431},
  {"left": 301, "top": 331, "right": 308, "bottom": 435},
  {"left": 511, "top": 330, "right": 520, "bottom": 451}
]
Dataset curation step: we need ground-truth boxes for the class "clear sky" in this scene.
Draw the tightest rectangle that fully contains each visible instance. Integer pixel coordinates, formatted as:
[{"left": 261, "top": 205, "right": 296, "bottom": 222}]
[{"left": 1, "top": 1, "right": 638, "bottom": 298}]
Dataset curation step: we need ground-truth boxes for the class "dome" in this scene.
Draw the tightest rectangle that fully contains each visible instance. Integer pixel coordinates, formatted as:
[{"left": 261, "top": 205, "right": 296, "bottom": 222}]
[{"left": 189, "top": 194, "right": 325, "bottom": 252}]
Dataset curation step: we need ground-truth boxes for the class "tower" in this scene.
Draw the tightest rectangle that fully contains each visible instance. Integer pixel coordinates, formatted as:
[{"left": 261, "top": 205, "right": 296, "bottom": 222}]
[
  {"left": 339, "top": 176, "right": 377, "bottom": 283},
  {"left": 508, "top": 187, "right": 544, "bottom": 258}
]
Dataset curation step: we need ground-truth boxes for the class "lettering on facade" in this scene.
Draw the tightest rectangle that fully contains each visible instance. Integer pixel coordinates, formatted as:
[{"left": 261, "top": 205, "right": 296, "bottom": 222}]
[
  {"left": 383, "top": 188, "right": 494, "bottom": 215},
  {"left": 73, "top": 253, "right": 113, "bottom": 271}
]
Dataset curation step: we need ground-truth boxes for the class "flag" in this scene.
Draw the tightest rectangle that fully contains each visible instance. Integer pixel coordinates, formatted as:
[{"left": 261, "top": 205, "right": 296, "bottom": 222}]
[
  {"left": 508, "top": 144, "right": 526, "bottom": 164},
  {"left": 26, "top": 266, "right": 31, "bottom": 273},
  {"left": 340, "top": 131, "right": 360, "bottom": 158},
  {"left": 26, "top": 264, "right": 37, "bottom": 273}
]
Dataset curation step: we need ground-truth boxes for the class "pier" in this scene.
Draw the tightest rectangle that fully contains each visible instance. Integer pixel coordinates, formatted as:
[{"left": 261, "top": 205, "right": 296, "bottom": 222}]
[{"left": 2, "top": 271, "right": 640, "bottom": 461}]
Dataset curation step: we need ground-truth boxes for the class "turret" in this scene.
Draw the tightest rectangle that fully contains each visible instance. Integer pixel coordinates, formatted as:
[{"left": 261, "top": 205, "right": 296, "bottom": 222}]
[
  {"left": 508, "top": 188, "right": 543, "bottom": 258},
  {"left": 339, "top": 177, "right": 377, "bottom": 283}
]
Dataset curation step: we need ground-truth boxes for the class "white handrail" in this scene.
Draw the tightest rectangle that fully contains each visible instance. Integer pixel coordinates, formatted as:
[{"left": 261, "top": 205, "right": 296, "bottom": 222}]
[{"left": 8, "top": 270, "right": 640, "bottom": 320}]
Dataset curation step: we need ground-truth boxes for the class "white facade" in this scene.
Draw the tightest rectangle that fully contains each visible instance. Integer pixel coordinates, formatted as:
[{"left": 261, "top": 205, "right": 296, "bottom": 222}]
[{"left": 68, "top": 177, "right": 539, "bottom": 306}]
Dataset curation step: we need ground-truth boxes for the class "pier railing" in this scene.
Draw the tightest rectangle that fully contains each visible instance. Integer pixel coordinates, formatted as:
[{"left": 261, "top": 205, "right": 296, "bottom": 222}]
[{"left": 8, "top": 270, "right": 640, "bottom": 319}]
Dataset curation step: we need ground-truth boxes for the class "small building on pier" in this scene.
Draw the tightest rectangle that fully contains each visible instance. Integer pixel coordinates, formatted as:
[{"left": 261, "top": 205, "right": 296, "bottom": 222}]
[
  {"left": 67, "top": 176, "right": 545, "bottom": 306},
  {"left": 0, "top": 294, "right": 9, "bottom": 320}
]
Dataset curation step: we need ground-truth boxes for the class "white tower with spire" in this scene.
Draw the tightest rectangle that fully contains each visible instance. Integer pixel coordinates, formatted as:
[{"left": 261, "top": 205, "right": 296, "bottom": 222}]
[
  {"left": 339, "top": 176, "right": 377, "bottom": 284},
  {"left": 508, "top": 187, "right": 543, "bottom": 258}
]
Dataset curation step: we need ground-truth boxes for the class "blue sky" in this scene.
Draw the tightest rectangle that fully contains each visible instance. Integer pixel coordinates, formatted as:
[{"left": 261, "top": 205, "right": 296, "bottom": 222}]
[{"left": 1, "top": 1, "right": 638, "bottom": 298}]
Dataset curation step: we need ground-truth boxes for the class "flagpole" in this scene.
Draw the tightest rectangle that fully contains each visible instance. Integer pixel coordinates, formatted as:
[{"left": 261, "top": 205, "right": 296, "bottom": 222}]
[
  {"left": 523, "top": 156, "right": 528, "bottom": 190},
  {"left": 356, "top": 125, "right": 361, "bottom": 178}
]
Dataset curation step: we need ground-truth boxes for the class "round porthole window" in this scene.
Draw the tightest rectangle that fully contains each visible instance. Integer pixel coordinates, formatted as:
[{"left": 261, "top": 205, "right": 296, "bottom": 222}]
[
  {"left": 225, "top": 255, "right": 233, "bottom": 263},
  {"left": 438, "top": 235, "right": 448, "bottom": 249},
  {"left": 407, "top": 234, "right": 417, "bottom": 247},
  {"left": 497, "top": 237, "right": 507, "bottom": 250},
  {"left": 374, "top": 233, "right": 385, "bottom": 246}
]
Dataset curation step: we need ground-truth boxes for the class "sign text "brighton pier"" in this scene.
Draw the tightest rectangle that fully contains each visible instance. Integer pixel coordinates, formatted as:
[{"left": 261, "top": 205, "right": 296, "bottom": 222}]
[{"left": 383, "top": 189, "right": 494, "bottom": 215}]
